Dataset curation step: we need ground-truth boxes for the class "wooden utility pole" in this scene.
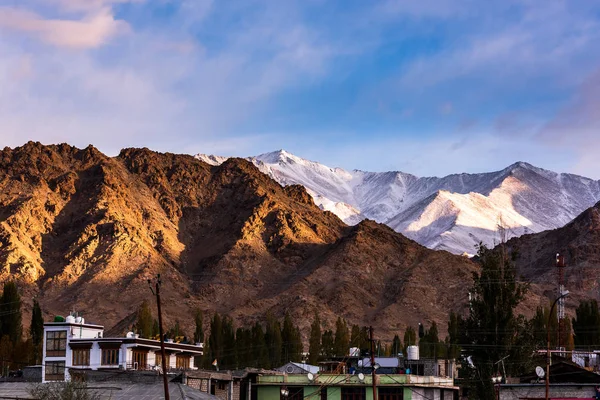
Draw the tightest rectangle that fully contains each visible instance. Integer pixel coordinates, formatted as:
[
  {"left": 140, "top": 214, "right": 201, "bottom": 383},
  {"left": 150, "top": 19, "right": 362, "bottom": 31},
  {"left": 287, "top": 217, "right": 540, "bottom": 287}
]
[
  {"left": 150, "top": 274, "right": 170, "bottom": 400},
  {"left": 370, "top": 326, "right": 378, "bottom": 400}
]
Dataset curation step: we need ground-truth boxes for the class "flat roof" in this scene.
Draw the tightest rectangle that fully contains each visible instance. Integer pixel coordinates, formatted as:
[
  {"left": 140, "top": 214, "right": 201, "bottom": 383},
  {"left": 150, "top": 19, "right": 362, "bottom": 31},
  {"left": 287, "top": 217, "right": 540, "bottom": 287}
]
[{"left": 44, "top": 322, "right": 104, "bottom": 329}]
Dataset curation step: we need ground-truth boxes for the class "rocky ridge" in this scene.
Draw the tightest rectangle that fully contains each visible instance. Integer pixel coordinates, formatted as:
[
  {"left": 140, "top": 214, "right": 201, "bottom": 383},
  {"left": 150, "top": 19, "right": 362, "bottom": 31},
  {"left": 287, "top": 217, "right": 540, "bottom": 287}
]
[{"left": 0, "top": 142, "right": 492, "bottom": 339}]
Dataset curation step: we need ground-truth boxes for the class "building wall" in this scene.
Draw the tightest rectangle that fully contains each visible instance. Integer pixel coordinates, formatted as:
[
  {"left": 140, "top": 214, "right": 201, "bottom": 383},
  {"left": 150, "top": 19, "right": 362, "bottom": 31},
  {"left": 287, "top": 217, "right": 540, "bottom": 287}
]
[{"left": 499, "top": 385, "right": 598, "bottom": 400}]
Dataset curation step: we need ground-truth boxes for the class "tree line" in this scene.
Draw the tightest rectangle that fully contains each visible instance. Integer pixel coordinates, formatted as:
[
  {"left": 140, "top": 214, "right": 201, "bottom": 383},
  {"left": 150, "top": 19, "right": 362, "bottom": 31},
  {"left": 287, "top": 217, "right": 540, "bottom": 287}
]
[{"left": 0, "top": 281, "right": 44, "bottom": 374}]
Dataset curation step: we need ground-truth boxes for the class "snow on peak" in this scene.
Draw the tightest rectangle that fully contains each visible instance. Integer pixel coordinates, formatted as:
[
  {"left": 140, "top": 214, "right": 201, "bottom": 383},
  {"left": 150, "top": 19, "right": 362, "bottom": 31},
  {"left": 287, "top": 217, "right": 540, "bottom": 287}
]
[{"left": 194, "top": 150, "right": 600, "bottom": 255}]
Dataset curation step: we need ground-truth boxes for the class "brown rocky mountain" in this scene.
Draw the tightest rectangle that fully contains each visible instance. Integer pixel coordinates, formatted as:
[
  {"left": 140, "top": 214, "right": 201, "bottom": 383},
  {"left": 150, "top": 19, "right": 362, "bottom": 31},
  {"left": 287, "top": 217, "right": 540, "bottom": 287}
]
[
  {"left": 506, "top": 200, "right": 600, "bottom": 311},
  {"left": 1, "top": 142, "right": 545, "bottom": 341}
]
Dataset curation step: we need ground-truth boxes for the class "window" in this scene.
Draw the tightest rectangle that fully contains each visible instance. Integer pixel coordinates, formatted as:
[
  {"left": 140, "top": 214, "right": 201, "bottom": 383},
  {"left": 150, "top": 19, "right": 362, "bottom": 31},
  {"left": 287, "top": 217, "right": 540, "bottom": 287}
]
[
  {"left": 321, "top": 388, "right": 327, "bottom": 400},
  {"left": 72, "top": 349, "right": 90, "bottom": 366},
  {"left": 379, "top": 387, "right": 404, "bottom": 400},
  {"left": 101, "top": 348, "right": 119, "bottom": 365},
  {"left": 45, "top": 361, "right": 65, "bottom": 381},
  {"left": 46, "top": 331, "right": 67, "bottom": 357},
  {"left": 132, "top": 350, "right": 148, "bottom": 369},
  {"left": 341, "top": 387, "right": 365, "bottom": 400},
  {"left": 155, "top": 352, "right": 170, "bottom": 367},
  {"left": 176, "top": 355, "right": 190, "bottom": 369},
  {"left": 281, "top": 387, "right": 303, "bottom": 400}
]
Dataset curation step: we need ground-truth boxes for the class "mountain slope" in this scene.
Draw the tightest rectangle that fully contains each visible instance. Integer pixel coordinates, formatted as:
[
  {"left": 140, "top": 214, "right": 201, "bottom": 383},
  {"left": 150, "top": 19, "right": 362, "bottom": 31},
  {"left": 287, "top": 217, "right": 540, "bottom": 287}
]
[
  {"left": 505, "top": 200, "right": 600, "bottom": 306},
  {"left": 196, "top": 151, "right": 600, "bottom": 255},
  {"left": 1, "top": 142, "right": 484, "bottom": 339}
]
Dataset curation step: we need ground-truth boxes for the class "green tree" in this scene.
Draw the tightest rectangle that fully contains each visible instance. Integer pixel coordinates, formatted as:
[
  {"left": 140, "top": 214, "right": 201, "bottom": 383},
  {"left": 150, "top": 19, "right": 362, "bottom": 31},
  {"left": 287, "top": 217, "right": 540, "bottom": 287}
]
[
  {"left": 281, "top": 313, "right": 302, "bottom": 363},
  {"left": 194, "top": 309, "right": 204, "bottom": 344},
  {"left": 221, "top": 316, "right": 236, "bottom": 369},
  {"left": 321, "top": 329, "right": 334, "bottom": 359},
  {"left": 235, "top": 327, "right": 251, "bottom": 368},
  {"left": 0, "top": 281, "right": 22, "bottom": 344},
  {"left": 420, "top": 322, "right": 442, "bottom": 358},
  {"left": 308, "top": 313, "right": 322, "bottom": 364},
  {"left": 573, "top": 300, "right": 600, "bottom": 350},
  {"left": 265, "top": 313, "right": 282, "bottom": 367},
  {"left": 152, "top": 319, "right": 159, "bottom": 337},
  {"left": 135, "top": 300, "right": 153, "bottom": 338},
  {"left": 333, "top": 317, "right": 349, "bottom": 357},
  {"left": 30, "top": 299, "right": 44, "bottom": 364},
  {"left": 460, "top": 245, "right": 528, "bottom": 400},
  {"left": 403, "top": 326, "right": 417, "bottom": 355},
  {"left": 252, "top": 322, "right": 269, "bottom": 368},
  {"left": 208, "top": 313, "right": 223, "bottom": 366},
  {"left": 391, "top": 334, "right": 402, "bottom": 357},
  {"left": 446, "top": 311, "right": 462, "bottom": 359}
]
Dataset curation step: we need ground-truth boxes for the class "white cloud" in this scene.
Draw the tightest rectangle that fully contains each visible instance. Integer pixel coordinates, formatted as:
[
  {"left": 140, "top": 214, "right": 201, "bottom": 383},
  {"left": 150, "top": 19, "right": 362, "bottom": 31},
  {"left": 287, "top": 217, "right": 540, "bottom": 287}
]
[{"left": 0, "top": 6, "right": 129, "bottom": 49}]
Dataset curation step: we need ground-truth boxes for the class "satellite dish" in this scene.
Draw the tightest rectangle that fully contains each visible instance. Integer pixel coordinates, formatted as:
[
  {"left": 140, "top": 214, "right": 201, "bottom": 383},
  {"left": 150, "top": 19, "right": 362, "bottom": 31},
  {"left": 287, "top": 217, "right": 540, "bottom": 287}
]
[
  {"left": 307, "top": 372, "right": 314, "bottom": 382},
  {"left": 357, "top": 372, "right": 365, "bottom": 382},
  {"left": 536, "top": 366, "right": 545, "bottom": 378}
]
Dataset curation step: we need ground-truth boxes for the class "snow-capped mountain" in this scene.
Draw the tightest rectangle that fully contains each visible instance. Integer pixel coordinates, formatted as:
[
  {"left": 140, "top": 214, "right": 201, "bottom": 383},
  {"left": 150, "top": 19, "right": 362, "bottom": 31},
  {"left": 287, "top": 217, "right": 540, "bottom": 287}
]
[{"left": 195, "top": 151, "right": 600, "bottom": 255}]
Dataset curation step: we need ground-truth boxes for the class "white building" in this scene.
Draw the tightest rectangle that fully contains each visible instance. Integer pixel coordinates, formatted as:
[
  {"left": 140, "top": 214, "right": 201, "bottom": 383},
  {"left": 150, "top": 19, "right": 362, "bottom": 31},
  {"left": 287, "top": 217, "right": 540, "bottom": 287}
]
[{"left": 42, "top": 314, "right": 203, "bottom": 383}]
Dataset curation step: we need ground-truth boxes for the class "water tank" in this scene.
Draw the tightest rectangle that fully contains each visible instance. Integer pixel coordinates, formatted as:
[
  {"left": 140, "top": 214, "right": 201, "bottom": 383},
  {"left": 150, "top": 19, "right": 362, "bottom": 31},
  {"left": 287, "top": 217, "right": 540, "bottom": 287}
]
[
  {"left": 54, "top": 316, "right": 65, "bottom": 322},
  {"left": 75, "top": 316, "right": 82, "bottom": 324},
  {"left": 126, "top": 331, "right": 135, "bottom": 338},
  {"left": 407, "top": 345, "right": 419, "bottom": 361},
  {"left": 65, "top": 315, "right": 76, "bottom": 324},
  {"left": 349, "top": 347, "right": 360, "bottom": 357},
  {"left": 80, "top": 317, "right": 85, "bottom": 324}
]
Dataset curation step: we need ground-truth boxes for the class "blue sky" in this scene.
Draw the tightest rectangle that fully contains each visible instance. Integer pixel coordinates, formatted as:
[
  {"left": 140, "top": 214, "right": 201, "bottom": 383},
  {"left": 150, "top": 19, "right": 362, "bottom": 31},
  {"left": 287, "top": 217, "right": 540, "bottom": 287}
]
[{"left": 1, "top": 0, "right": 600, "bottom": 178}]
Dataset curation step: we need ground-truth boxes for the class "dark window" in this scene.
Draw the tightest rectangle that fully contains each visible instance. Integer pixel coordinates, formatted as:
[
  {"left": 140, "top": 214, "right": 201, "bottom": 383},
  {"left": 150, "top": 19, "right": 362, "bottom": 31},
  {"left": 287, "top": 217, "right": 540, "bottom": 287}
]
[
  {"left": 379, "top": 387, "right": 404, "bottom": 400},
  {"left": 45, "top": 361, "right": 65, "bottom": 381},
  {"left": 101, "top": 348, "right": 119, "bottom": 365},
  {"left": 72, "top": 349, "right": 90, "bottom": 366},
  {"left": 321, "top": 387, "right": 327, "bottom": 400},
  {"left": 46, "top": 331, "right": 67, "bottom": 357},
  {"left": 341, "top": 387, "right": 365, "bottom": 400}
]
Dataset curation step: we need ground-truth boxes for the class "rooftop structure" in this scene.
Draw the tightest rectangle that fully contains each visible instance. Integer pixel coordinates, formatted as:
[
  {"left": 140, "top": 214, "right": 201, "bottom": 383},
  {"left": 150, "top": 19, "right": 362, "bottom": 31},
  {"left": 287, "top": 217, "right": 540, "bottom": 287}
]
[{"left": 42, "top": 313, "right": 203, "bottom": 383}]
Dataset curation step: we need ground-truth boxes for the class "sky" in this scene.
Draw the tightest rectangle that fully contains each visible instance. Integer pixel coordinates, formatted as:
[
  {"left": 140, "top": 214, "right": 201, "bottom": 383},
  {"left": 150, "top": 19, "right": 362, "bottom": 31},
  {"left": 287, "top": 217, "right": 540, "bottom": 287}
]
[{"left": 1, "top": 0, "right": 600, "bottom": 178}]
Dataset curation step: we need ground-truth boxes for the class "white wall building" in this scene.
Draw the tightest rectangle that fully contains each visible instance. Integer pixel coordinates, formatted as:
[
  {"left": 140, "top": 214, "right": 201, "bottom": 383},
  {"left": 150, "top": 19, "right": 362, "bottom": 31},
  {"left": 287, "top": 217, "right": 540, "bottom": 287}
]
[{"left": 42, "top": 314, "right": 203, "bottom": 383}]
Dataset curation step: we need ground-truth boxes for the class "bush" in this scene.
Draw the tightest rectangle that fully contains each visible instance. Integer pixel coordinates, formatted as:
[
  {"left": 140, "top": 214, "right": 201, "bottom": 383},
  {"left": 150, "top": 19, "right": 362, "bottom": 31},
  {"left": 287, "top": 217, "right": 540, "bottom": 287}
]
[{"left": 29, "top": 381, "right": 102, "bottom": 400}]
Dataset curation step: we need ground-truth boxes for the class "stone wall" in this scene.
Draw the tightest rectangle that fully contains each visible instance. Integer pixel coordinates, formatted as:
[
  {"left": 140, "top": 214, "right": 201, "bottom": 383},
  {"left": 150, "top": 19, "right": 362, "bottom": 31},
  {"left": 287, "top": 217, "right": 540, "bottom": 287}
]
[{"left": 499, "top": 384, "right": 598, "bottom": 399}]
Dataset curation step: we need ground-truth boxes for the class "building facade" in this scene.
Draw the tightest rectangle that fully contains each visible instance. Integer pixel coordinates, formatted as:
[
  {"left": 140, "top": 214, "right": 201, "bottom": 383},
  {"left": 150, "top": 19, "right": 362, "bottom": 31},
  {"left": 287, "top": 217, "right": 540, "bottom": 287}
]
[
  {"left": 42, "top": 315, "right": 203, "bottom": 383},
  {"left": 255, "top": 373, "right": 457, "bottom": 400}
]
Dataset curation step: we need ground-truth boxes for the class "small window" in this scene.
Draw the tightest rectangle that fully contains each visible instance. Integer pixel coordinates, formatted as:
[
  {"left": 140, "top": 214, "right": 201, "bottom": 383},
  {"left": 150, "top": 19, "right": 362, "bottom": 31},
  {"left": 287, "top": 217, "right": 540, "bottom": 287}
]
[
  {"left": 101, "top": 349, "right": 119, "bottom": 365},
  {"left": 379, "top": 387, "right": 404, "bottom": 400},
  {"left": 45, "top": 361, "right": 65, "bottom": 381},
  {"left": 72, "top": 349, "right": 90, "bottom": 366},
  {"left": 46, "top": 331, "right": 67, "bottom": 357},
  {"left": 341, "top": 387, "right": 365, "bottom": 400}
]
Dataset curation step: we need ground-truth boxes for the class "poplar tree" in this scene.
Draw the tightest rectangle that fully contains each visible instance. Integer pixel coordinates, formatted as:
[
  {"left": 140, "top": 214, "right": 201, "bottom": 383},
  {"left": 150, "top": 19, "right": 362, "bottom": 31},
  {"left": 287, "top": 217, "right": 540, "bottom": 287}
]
[
  {"left": 252, "top": 322, "right": 269, "bottom": 368},
  {"left": 333, "top": 317, "right": 349, "bottom": 356},
  {"left": 194, "top": 309, "right": 204, "bottom": 344},
  {"left": 321, "top": 330, "right": 334, "bottom": 359},
  {"left": 391, "top": 335, "right": 402, "bottom": 357},
  {"left": 30, "top": 300, "right": 44, "bottom": 364},
  {"left": 0, "top": 281, "right": 22, "bottom": 344},
  {"left": 135, "top": 300, "right": 153, "bottom": 338},
  {"left": 209, "top": 313, "right": 223, "bottom": 365},
  {"left": 403, "top": 326, "right": 417, "bottom": 355},
  {"left": 265, "top": 313, "right": 282, "bottom": 367},
  {"left": 221, "top": 316, "right": 236, "bottom": 369},
  {"left": 308, "top": 313, "right": 322, "bottom": 364}
]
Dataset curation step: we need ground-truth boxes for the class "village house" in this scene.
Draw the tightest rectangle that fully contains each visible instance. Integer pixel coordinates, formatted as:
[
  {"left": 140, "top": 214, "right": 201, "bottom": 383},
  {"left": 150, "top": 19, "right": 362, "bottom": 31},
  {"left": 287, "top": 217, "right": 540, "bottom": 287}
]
[{"left": 42, "top": 313, "right": 203, "bottom": 383}]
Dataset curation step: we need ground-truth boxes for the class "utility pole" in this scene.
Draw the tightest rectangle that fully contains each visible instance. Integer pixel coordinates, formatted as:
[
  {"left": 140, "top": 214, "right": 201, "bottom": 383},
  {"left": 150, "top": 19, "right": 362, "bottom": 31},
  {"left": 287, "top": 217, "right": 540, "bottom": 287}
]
[
  {"left": 370, "top": 326, "right": 378, "bottom": 400},
  {"left": 149, "top": 274, "right": 170, "bottom": 400}
]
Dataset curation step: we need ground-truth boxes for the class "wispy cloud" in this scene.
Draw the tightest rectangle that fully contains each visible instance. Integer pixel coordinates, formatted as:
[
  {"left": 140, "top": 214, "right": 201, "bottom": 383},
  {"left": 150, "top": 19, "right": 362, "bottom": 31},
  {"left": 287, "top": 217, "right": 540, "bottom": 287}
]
[{"left": 0, "top": 4, "right": 130, "bottom": 49}]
